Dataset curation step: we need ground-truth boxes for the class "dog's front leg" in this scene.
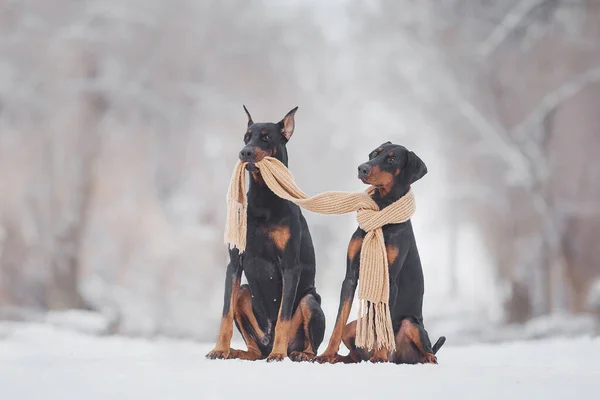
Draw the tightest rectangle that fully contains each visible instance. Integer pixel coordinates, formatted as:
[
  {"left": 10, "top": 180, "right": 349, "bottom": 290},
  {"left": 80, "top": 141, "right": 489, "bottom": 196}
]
[
  {"left": 206, "top": 250, "right": 242, "bottom": 359},
  {"left": 315, "top": 230, "right": 363, "bottom": 364},
  {"left": 266, "top": 267, "right": 300, "bottom": 362}
]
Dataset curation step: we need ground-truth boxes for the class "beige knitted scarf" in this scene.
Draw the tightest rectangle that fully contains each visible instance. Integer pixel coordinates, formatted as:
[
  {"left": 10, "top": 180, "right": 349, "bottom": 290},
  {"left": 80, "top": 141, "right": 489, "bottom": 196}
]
[{"left": 224, "top": 157, "right": 416, "bottom": 351}]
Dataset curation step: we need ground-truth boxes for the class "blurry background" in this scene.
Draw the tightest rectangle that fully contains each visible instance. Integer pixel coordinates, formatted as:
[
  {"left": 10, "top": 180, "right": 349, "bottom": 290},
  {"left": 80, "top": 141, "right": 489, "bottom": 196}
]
[{"left": 1, "top": 0, "right": 599, "bottom": 343}]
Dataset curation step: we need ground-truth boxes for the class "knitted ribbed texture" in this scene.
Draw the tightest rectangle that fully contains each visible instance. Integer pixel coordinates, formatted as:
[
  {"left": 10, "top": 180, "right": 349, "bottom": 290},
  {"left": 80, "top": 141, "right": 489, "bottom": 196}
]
[{"left": 225, "top": 157, "right": 416, "bottom": 351}]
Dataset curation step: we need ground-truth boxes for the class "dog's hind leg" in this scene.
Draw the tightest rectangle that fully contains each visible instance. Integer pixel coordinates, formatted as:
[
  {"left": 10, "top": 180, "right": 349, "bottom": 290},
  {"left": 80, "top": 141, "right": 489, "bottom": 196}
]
[
  {"left": 288, "top": 293, "right": 325, "bottom": 362},
  {"left": 392, "top": 318, "right": 437, "bottom": 364},
  {"left": 230, "top": 284, "right": 266, "bottom": 361},
  {"left": 338, "top": 320, "right": 369, "bottom": 363}
]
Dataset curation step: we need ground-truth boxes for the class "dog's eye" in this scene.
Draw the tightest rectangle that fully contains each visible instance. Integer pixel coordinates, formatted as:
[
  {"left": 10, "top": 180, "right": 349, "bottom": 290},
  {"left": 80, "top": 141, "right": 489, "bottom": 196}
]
[
  {"left": 387, "top": 157, "right": 397, "bottom": 164},
  {"left": 261, "top": 134, "right": 271, "bottom": 142},
  {"left": 370, "top": 151, "right": 378, "bottom": 160},
  {"left": 244, "top": 133, "right": 251, "bottom": 143}
]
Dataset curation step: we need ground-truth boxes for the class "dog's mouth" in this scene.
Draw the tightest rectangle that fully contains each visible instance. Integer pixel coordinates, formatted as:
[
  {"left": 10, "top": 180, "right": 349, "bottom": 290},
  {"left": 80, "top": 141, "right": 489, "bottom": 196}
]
[
  {"left": 360, "top": 176, "right": 377, "bottom": 186},
  {"left": 360, "top": 177, "right": 386, "bottom": 189},
  {"left": 245, "top": 163, "right": 258, "bottom": 172}
]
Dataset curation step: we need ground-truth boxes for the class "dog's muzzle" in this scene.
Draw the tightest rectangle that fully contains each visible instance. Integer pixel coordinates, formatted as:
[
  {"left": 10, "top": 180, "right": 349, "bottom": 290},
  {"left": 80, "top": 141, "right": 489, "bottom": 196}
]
[
  {"left": 239, "top": 147, "right": 256, "bottom": 163},
  {"left": 358, "top": 163, "right": 372, "bottom": 180}
]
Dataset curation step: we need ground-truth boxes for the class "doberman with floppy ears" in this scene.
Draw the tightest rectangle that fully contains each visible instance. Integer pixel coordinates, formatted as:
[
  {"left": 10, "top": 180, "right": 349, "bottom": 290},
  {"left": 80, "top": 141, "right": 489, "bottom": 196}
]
[
  {"left": 314, "top": 142, "right": 445, "bottom": 364},
  {"left": 206, "top": 106, "right": 325, "bottom": 362}
]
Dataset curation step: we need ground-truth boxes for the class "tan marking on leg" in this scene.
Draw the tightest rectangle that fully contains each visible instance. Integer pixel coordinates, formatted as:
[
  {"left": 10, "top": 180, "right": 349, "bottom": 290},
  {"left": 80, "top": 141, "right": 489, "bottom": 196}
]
[
  {"left": 315, "top": 299, "right": 353, "bottom": 364},
  {"left": 288, "top": 297, "right": 316, "bottom": 362},
  {"left": 301, "top": 300, "right": 314, "bottom": 356},
  {"left": 347, "top": 238, "right": 363, "bottom": 262},
  {"left": 230, "top": 286, "right": 264, "bottom": 361},
  {"left": 267, "top": 292, "right": 292, "bottom": 362},
  {"left": 287, "top": 302, "right": 306, "bottom": 347},
  {"left": 341, "top": 320, "right": 357, "bottom": 350},
  {"left": 338, "top": 320, "right": 361, "bottom": 363},
  {"left": 329, "top": 300, "right": 352, "bottom": 351},
  {"left": 268, "top": 320, "right": 291, "bottom": 362},
  {"left": 392, "top": 320, "right": 419, "bottom": 363},
  {"left": 206, "top": 276, "right": 241, "bottom": 359},
  {"left": 401, "top": 319, "right": 437, "bottom": 364},
  {"left": 236, "top": 287, "right": 264, "bottom": 337}
]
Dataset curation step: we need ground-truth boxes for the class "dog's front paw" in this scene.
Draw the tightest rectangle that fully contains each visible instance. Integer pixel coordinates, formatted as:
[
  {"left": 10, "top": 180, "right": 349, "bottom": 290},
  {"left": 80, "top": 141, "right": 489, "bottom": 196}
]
[
  {"left": 206, "top": 348, "right": 230, "bottom": 360},
  {"left": 336, "top": 354, "right": 360, "bottom": 364},
  {"left": 266, "top": 352, "right": 286, "bottom": 362},
  {"left": 289, "top": 351, "right": 314, "bottom": 362},
  {"left": 313, "top": 352, "right": 340, "bottom": 364}
]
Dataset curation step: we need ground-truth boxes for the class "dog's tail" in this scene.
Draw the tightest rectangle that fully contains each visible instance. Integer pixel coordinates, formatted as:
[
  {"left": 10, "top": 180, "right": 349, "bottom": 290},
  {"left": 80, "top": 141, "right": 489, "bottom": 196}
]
[{"left": 432, "top": 336, "right": 446, "bottom": 355}]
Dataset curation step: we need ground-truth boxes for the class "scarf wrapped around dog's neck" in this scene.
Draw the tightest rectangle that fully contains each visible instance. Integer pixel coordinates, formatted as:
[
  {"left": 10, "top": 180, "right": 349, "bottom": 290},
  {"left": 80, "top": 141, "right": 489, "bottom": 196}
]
[{"left": 225, "top": 157, "right": 416, "bottom": 352}]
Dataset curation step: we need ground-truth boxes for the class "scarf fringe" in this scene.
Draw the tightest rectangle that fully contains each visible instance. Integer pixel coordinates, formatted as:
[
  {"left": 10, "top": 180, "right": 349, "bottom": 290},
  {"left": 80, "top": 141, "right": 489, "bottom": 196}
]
[
  {"left": 355, "top": 300, "right": 396, "bottom": 351},
  {"left": 224, "top": 162, "right": 247, "bottom": 252}
]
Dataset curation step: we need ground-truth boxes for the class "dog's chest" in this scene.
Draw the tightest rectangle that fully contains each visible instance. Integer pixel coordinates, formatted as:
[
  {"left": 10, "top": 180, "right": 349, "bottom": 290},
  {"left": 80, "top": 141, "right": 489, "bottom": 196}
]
[
  {"left": 245, "top": 224, "right": 284, "bottom": 259},
  {"left": 242, "top": 223, "right": 286, "bottom": 273}
]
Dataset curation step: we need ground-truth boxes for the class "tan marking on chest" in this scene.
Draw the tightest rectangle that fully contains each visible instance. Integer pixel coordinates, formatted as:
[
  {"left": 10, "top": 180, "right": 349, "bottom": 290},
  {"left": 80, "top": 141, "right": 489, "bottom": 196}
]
[
  {"left": 269, "top": 226, "right": 291, "bottom": 251},
  {"left": 386, "top": 245, "right": 400, "bottom": 265}
]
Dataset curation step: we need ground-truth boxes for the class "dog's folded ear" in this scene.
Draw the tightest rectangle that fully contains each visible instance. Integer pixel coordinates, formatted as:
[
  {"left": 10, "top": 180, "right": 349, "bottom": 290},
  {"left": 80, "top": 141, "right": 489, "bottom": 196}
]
[
  {"left": 405, "top": 151, "right": 427, "bottom": 185},
  {"left": 243, "top": 105, "right": 254, "bottom": 127},
  {"left": 279, "top": 106, "right": 298, "bottom": 142}
]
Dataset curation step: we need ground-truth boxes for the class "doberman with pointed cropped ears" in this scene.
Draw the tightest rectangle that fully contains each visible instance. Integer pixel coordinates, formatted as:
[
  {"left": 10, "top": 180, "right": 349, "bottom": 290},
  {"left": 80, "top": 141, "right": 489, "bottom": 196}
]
[
  {"left": 314, "top": 142, "right": 445, "bottom": 365},
  {"left": 206, "top": 106, "right": 325, "bottom": 362}
]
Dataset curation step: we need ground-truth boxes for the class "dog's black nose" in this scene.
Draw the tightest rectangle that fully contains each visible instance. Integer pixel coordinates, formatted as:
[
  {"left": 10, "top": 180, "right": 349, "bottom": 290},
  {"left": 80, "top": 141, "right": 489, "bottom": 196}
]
[
  {"left": 239, "top": 147, "right": 255, "bottom": 162},
  {"left": 358, "top": 163, "right": 372, "bottom": 179}
]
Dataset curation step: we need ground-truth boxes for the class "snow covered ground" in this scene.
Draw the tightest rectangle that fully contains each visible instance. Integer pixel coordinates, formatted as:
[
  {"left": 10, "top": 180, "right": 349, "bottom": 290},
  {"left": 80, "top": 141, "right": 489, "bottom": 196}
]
[{"left": 1, "top": 323, "right": 599, "bottom": 400}]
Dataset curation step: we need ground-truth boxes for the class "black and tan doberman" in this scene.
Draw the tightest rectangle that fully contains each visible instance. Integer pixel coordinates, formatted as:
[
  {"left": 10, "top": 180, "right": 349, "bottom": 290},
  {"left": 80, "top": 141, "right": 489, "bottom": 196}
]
[
  {"left": 315, "top": 142, "right": 445, "bottom": 364},
  {"left": 206, "top": 106, "right": 325, "bottom": 362}
]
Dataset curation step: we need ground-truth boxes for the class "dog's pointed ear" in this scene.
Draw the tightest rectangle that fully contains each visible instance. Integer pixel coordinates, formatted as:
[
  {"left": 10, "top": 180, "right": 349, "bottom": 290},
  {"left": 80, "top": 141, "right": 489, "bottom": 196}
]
[
  {"left": 243, "top": 105, "right": 254, "bottom": 127},
  {"left": 404, "top": 151, "right": 427, "bottom": 185},
  {"left": 278, "top": 106, "right": 298, "bottom": 141}
]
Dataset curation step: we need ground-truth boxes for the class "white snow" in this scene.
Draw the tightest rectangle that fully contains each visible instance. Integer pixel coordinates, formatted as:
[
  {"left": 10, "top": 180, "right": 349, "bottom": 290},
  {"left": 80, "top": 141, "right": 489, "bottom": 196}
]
[
  {"left": 1, "top": 323, "right": 599, "bottom": 400},
  {"left": 43, "top": 310, "right": 113, "bottom": 336}
]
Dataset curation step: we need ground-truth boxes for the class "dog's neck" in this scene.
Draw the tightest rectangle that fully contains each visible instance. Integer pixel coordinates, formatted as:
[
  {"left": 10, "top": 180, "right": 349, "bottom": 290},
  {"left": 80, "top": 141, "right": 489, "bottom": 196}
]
[
  {"left": 247, "top": 156, "right": 289, "bottom": 212},
  {"left": 372, "top": 183, "right": 411, "bottom": 209}
]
